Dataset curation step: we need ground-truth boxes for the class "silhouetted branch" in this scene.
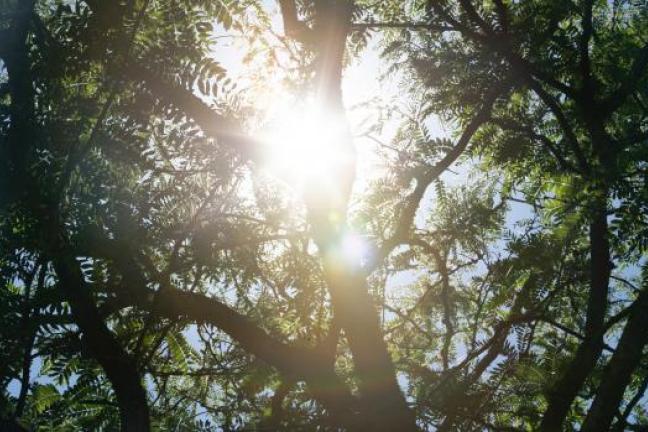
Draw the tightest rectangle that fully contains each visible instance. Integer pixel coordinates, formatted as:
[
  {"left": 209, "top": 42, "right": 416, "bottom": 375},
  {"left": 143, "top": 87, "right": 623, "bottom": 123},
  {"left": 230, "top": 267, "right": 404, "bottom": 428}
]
[
  {"left": 427, "top": 0, "right": 578, "bottom": 98},
  {"left": 527, "top": 79, "right": 590, "bottom": 174},
  {"left": 278, "top": 0, "right": 313, "bottom": 42},
  {"left": 371, "top": 87, "right": 503, "bottom": 270},
  {"left": 122, "top": 62, "right": 258, "bottom": 159},
  {"left": 14, "top": 264, "right": 44, "bottom": 419},
  {"left": 457, "top": 0, "right": 493, "bottom": 35},
  {"left": 581, "top": 286, "right": 648, "bottom": 431},
  {"left": 613, "top": 372, "right": 648, "bottom": 432},
  {"left": 489, "top": 116, "right": 579, "bottom": 173},
  {"left": 82, "top": 231, "right": 363, "bottom": 428},
  {"left": 54, "top": 253, "right": 151, "bottom": 431}
]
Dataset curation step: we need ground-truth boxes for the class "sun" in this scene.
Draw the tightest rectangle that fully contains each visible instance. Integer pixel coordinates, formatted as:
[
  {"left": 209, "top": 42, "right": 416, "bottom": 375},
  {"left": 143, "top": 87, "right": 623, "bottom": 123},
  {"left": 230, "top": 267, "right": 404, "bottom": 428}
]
[{"left": 258, "top": 102, "right": 354, "bottom": 188}]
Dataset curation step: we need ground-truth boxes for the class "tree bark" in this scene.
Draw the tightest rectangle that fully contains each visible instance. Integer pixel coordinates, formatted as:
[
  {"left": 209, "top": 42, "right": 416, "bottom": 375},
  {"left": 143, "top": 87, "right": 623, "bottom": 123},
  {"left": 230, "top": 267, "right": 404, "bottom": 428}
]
[
  {"left": 301, "top": 2, "right": 418, "bottom": 430},
  {"left": 53, "top": 252, "right": 150, "bottom": 432},
  {"left": 540, "top": 205, "right": 610, "bottom": 431},
  {"left": 88, "top": 236, "right": 366, "bottom": 429},
  {"left": 580, "top": 286, "right": 648, "bottom": 432},
  {"left": 1, "top": 0, "right": 36, "bottom": 209}
]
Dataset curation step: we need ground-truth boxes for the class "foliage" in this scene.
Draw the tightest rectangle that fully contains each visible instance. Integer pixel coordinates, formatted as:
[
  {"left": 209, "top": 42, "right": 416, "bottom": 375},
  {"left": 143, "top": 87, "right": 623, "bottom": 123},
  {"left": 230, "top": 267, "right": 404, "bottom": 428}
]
[{"left": 1, "top": 0, "right": 647, "bottom": 431}]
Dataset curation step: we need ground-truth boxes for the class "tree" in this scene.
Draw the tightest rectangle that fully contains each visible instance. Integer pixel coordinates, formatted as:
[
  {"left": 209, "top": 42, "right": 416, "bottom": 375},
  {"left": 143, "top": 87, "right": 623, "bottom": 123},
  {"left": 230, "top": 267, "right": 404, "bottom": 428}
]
[{"left": 0, "top": 0, "right": 647, "bottom": 431}]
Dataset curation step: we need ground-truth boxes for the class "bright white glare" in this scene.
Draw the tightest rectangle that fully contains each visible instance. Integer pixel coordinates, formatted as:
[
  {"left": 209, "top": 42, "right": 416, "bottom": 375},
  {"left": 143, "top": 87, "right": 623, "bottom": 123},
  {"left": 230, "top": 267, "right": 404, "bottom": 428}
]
[
  {"left": 258, "top": 104, "right": 352, "bottom": 187},
  {"left": 340, "top": 231, "right": 371, "bottom": 264}
]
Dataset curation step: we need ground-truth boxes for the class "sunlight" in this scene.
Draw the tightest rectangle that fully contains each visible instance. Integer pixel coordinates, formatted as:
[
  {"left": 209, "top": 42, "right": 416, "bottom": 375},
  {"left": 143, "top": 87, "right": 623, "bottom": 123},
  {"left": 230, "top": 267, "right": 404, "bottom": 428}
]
[
  {"left": 259, "top": 103, "right": 352, "bottom": 187},
  {"left": 340, "top": 231, "right": 371, "bottom": 264}
]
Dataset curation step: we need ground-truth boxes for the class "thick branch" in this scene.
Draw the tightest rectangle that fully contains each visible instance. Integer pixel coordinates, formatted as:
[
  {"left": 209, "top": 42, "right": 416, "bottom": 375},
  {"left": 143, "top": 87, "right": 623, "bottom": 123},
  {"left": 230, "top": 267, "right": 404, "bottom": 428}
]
[
  {"left": 84, "top": 231, "right": 363, "bottom": 429},
  {"left": 278, "top": 0, "right": 313, "bottom": 42},
  {"left": 581, "top": 287, "right": 648, "bottom": 432},
  {"left": 613, "top": 372, "right": 648, "bottom": 432},
  {"left": 53, "top": 253, "right": 150, "bottom": 432},
  {"left": 122, "top": 62, "right": 257, "bottom": 158},
  {"left": 0, "top": 418, "right": 29, "bottom": 432},
  {"left": 126, "top": 280, "right": 363, "bottom": 428},
  {"left": 293, "top": 3, "right": 418, "bottom": 430},
  {"left": 350, "top": 22, "right": 453, "bottom": 32},
  {"left": 457, "top": 0, "right": 493, "bottom": 35}
]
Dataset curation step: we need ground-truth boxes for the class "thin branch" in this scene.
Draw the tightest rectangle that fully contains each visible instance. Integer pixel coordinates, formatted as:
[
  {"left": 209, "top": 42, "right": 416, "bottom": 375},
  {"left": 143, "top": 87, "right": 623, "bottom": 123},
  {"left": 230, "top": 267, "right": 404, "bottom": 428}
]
[
  {"left": 611, "top": 274, "right": 640, "bottom": 292},
  {"left": 371, "top": 87, "right": 503, "bottom": 270},
  {"left": 14, "top": 264, "right": 43, "bottom": 418},
  {"left": 489, "top": 116, "right": 579, "bottom": 173},
  {"left": 605, "top": 303, "right": 635, "bottom": 331},
  {"left": 527, "top": 79, "right": 590, "bottom": 173},
  {"left": 59, "top": 0, "right": 151, "bottom": 203},
  {"left": 426, "top": 1, "right": 578, "bottom": 99}
]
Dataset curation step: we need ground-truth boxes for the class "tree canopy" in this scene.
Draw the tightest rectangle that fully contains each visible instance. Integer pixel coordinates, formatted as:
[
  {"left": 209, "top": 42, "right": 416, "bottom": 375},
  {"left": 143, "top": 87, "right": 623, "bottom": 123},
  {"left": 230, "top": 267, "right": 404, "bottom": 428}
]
[{"left": 1, "top": 0, "right": 647, "bottom": 431}]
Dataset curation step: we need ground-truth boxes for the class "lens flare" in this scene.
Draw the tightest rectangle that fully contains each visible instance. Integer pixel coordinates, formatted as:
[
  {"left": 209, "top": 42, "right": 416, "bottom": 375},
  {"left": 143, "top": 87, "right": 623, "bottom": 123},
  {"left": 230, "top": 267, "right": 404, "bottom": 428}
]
[
  {"left": 258, "top": 104, "right": 352, "bottom": 187},
  {"left": 340, "top": 231, "right": 370, "bottom": 264}
]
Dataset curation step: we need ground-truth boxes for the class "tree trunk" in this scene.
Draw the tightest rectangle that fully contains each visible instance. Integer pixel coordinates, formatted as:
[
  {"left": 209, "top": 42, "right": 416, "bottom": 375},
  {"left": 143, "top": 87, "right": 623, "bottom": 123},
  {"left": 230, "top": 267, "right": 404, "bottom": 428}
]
[
  {"left": 540, "top": 205, "right": 610, "bottom": 431},
  {"left": 305, "top": 2, "right": 418, "bottom": 430}
]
